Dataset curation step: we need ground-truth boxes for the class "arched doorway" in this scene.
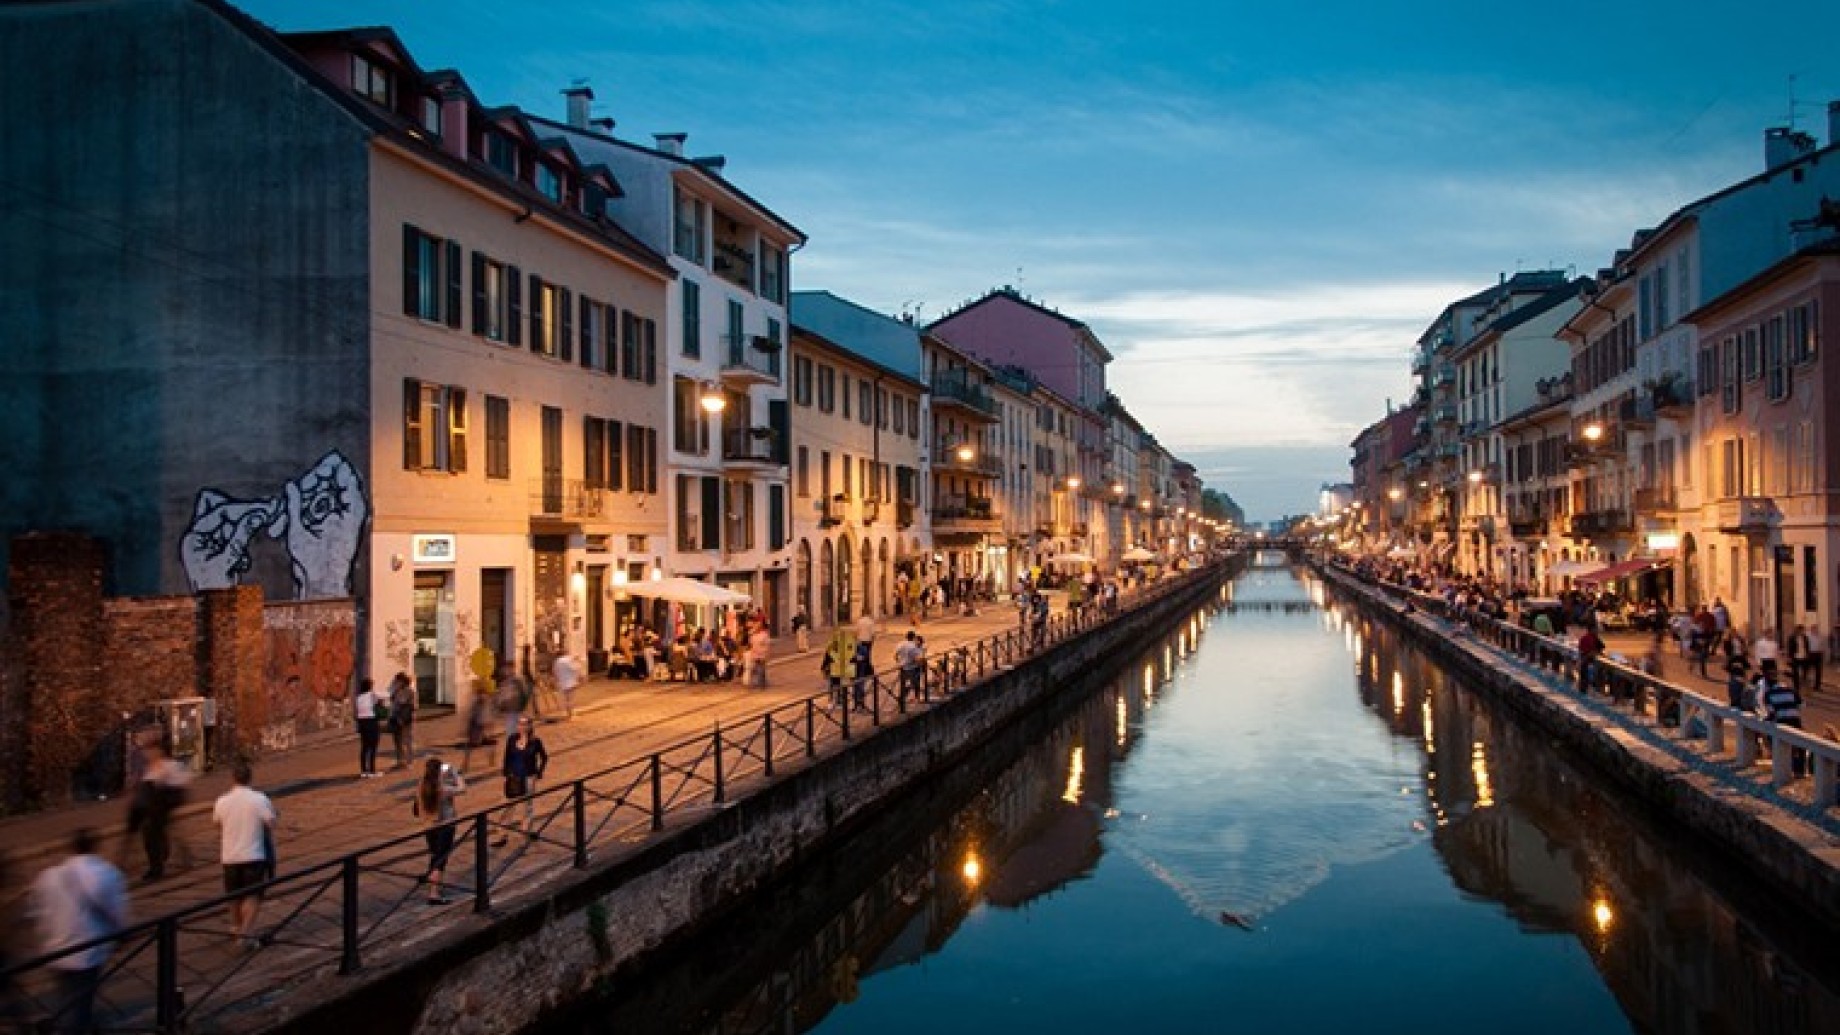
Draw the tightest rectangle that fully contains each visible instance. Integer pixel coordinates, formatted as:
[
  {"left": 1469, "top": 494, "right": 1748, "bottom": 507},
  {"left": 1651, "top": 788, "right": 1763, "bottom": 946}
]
[
  {"left": 819, "top": 539, "right": 835, "bottom": 627},
  {"left": 836, "top": 534, "right": 854, "bottom": 623},
  {"left": 796, "top": 539, "right": 813, "bottom": 623},
  {"left": 860, "top": 539, "right": 875, "bottom": 618}
]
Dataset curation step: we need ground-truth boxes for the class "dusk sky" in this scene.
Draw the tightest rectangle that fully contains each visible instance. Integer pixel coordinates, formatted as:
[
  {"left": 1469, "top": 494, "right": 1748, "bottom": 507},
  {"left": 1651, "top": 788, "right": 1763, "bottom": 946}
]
[{"left": 240, "top": 0, "right": 1840, "bottom": 522}]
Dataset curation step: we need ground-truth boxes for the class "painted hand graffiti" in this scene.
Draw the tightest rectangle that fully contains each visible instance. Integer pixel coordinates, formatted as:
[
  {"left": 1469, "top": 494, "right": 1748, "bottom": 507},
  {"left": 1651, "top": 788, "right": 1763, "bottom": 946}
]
[
  {"left": 277, "top": 451, "right": 369, "bottom": 598},
  {"left": 179, "top": 450, "right": 369, "bottom": 600}
]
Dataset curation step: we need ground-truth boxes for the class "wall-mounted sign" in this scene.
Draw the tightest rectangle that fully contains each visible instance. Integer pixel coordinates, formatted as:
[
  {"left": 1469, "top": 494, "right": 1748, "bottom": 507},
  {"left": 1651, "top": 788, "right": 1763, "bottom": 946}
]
[
  {"left": 1646, "top": 532, "right": 1680, "bottom": 553},
  {"left": 412, "top": 534, "right": 457, "bottom": 564}
]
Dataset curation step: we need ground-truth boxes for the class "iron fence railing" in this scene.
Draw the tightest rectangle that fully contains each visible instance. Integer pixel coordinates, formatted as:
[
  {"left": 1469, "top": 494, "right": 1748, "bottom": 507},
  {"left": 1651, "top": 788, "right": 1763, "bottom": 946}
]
[
  {"left": 1324, "top": 561, "right": 1840, "bottom": 819},
  {"left": 0, "top": 558, "right": 1230, "bottom": 1033}
]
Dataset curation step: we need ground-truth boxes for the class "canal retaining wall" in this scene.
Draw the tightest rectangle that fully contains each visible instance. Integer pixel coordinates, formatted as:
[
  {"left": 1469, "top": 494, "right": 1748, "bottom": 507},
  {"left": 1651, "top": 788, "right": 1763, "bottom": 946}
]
[
  {"left": 1316, "top": 562, "right": 1840, "bottom": 931},
  {"left": 257, "top": 561, "right": 1236, "bottom": 1035}
]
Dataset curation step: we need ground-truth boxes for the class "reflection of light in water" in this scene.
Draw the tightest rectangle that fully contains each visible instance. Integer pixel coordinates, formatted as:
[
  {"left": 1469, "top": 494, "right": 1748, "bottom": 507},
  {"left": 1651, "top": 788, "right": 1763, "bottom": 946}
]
[
  {"left": 962, "top": 853, "right": 983, "bottom": 885},
  {"left": 1143, "top": 663, "right": 1156, "bottom": 701},
  {"left": 1366, "top": 653, "right": 1377, "bottom": 682},
  {"left": 1353, "top": 633, "right": 1363, "bottom": 659},
  {"left": 1592, "top": 897, "right": 1614, "bottom": 934},
  {"left": 1116, "top": 694, "right": 1128, "bottom": 748},
  {"left": 1064, "top": 746, "right": 1086, "bottom": 803},
  {"left": 1471, "top": 741, "right": 1493, "bottom": 808},
  {"left": 1421, "top": 699, "right": 1435, "bottom": 755},
  {"left": 1164, "top": 645, "right": 1173, "bottom": 673},
  {"left": 1392, "top": 672, "right": 1404, "bottom": 716}
]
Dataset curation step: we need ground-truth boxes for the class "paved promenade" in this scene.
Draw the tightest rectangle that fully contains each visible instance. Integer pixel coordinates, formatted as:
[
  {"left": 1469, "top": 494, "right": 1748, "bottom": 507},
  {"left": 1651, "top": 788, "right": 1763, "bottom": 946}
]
[
  {"left": 1596, "top": 627, "right": 1840, "bottom": 736},
  {"left": 0, "top": 603, "right": 1028, "bottom": 916}
]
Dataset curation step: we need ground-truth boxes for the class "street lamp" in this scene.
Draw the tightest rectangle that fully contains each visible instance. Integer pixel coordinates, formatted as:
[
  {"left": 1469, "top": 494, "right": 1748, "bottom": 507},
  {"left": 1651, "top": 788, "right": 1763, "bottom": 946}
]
[
  {"left": 955, "top": 442, "right": 975, "bottom": 462},
  {"left": 699, "top": 383, "right": 727, "bottom": 414},
  {"left": 1581, "top": 422, "right": 1604, "bottom": 443},
  {"left": 1387, "top": 487, "right": 1403, "bottom": 501},
  {"left": 1467, "top": 469, "right": 1484, "bottom": 484}
]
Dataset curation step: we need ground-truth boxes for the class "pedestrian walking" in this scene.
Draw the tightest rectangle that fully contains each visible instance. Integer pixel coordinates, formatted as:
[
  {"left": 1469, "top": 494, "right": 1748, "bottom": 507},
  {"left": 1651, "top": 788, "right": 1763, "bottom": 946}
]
[
  {"left": 855, "top": 611, "right": 878, "bottom": 666},
  {"left": 1575, "top": 623, "right": 1604, "bottom": 694},
  {"left": 29, "top": 829, "right": 128, "bottom": 1035},
  {"left": 212, "top": 761, "right": 277, "bottom": 949},
  {"left": 792, "top": 605, "right": 811, "bottom": 652},
  {"left": 125, "top": 731, "right": 192, "bottom": 882},
  {"left": 495, "top": 661, "right": 529, "bottom": 742},
  {"left": 1724, "top": 642, "right": 1752, "bottom": 708},
  {"left": 1753, "top": 628, "right": 1781, "bottom": 681},
  {"left": 413, "top": 758, "right": 465, "bottom": 905},
  {"left": 387, "top": 671, "right": 417, "bottom": 768},
  {"left": 495, "top": 718, "right": 549, "bottom": 846},
  {"left": 822, "top": 625, "right": 856, "bottom": 709},
  {"left": 850, "top": 637, "right": 875, "bottom": 709},
  {"left": 1809, "top": 624, "right": 1828, "bottom": 692},
  {"left": 552, "top": 650, "right": 582, "bottom": 721},
  {"left": 1760, "top": 675, "right": 1807, "bottom": 777},
  {"left": 461, "top": 675, "right": 493, "bottom": 774},
  {"left": 747, "top": 621, "right": 772, "bottom": 688},
  {"left": 353, "top": 678, "right": 382, "bottom": 779},
  {"left": 895, "top": 630, "right": 924, "bottom": 703}
]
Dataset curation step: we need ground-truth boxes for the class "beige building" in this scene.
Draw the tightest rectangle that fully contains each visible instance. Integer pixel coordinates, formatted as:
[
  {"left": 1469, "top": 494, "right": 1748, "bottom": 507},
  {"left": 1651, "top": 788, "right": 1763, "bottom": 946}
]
[
  {"left": 922, "top": 334, "right": 1006, "bottom": 588},
  {"left": 789, "top": 326, "right": 926, "bottom": 630}
]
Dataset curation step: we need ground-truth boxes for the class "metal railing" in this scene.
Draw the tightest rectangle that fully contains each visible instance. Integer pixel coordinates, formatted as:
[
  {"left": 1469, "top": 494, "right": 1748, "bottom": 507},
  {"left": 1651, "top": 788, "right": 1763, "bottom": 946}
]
[
  {"left": 0, "top": 558, "right": 1231, "bottom": 1033},
  {"left": 1325, "top": 561, "right": 1840, "bottom": 818}
]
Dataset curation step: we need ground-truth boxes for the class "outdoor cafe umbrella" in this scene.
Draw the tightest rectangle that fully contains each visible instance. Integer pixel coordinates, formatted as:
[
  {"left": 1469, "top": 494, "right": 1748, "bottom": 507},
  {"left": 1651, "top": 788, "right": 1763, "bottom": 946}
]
[
  {"left": 634, "top": 575, "right": 752, "bottom": 606},
  {"left": 1047, "top": 552, "right": 1096, "bottom": 567},
  {"left": 1122, "top": 546, "right": 1157, "bottom": 563}
]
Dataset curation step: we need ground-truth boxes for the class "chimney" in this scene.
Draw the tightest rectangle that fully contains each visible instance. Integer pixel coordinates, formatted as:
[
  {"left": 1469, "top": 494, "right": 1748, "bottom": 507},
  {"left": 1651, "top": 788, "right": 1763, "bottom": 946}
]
[
  {"left": 653, "top": 132, "right": 686, "bottom": 157},
  {"left": 563, "top": 83, "right": 594, "bottom": 129},
  {"left": 590, "top": 116, "right": 615, "bottom": 134},
  {"left": 1830, "top": 100, "right": 1840, "bottom": 149},
  {"left": 1765, "top": 125, "right": 1816, "bottom": 171}
]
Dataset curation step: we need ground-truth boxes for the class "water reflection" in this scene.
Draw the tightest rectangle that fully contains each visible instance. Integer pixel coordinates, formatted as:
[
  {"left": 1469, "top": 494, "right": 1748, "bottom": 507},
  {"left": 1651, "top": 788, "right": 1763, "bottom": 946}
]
[{"left": 559, "top": 563, "right": 1837, "bottom": 1035}]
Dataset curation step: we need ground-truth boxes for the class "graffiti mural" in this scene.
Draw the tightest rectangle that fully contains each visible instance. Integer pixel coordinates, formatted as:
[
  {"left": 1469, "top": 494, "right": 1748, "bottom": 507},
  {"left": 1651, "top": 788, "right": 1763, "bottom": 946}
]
[
  {"left": 262, "top": 601, "right": 358, "bottom": 751},
  {"left": 181, "top": 450, "right": 369, "bottom": 599}
]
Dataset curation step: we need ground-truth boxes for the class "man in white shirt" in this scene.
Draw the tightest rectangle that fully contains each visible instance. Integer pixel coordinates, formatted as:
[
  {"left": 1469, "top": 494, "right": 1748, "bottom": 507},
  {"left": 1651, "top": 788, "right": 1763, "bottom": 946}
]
[
  {"left": 854, "top": 612, "right": 878, "bottom": 666},
  {"left": 552, "top": 652, "right": 582, "bottom": 721},
  {"left": 213, "top": 761, "right": 277, "bottom": 947},
  {"left": 894, "top": 631, "right": 926, "bottom": 703},
  {"left": 31, "top": 828, "right": 128, "bottom": 1033},
  {"left": 1753, "top": 628, "right": 1781, "bottom": 681}
]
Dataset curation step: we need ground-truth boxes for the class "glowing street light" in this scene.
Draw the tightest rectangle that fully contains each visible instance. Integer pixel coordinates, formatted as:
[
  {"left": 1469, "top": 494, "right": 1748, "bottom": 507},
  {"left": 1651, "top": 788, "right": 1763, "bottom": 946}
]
[
  {"left": 955, "top": 442, "right": 975, "bottom": 462},
  {"left": 699, "top": 383, "right": 727, "bottom": 413},
  {"left": 1581, "top": 422, "right": 1604, "bottom": 443}
]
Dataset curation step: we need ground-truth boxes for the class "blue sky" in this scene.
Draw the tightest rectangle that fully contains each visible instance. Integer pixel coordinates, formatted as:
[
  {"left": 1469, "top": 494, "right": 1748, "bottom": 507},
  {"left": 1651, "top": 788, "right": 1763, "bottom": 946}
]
[{"left": 239, "top": 0, "right": 1840, "bottom": 522}]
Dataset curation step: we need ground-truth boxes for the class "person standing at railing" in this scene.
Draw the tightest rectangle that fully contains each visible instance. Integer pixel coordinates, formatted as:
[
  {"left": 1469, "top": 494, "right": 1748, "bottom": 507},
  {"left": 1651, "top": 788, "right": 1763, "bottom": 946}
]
[
  {"left": 413, "top": 759, "right": 465, "bottom": 906},
  {"left": 213, "top": 761, "right": 277, "bottom": 950},
  {"left": 821, "top": 625, "right": 856, "bottom": 710},
  {"left": 1753, "top": 628, "right": 1781, "bottom": 683},
  {"left": 28, "top": 829, "right": 127, "bottom": 1035},
  {"left": 895, "top": 631, "right": 924, "bottom": 704},
  {"left": 1760, "top": 675, "right": 1807, "bottom": 778},
  {"left": 1575, "top": 623, "right": 1604, "bottom": 694},
  {"left": 1724, "top": 641, "right": 1753, "bottom": 708},
  {"left": 1787, "top": 625, "right": 1812, "bottom": 694},
  {"left": 494, "top": 718, "right": 549, "bottom": 847}
]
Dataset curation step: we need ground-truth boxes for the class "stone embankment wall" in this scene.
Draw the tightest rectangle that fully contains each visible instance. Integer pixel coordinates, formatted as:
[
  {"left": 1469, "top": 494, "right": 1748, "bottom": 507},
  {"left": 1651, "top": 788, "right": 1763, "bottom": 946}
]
[
  {"left": 1318, "top": 563, "right": 1840, "bottom": 930},
  {"left": 260, "top": 563, "right": 1235, "bottom": 1035}
]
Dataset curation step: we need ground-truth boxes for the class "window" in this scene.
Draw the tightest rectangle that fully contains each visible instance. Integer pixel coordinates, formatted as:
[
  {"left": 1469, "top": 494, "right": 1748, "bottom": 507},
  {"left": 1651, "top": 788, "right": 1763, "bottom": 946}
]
[
  {"left": 418, "top": 96, "right": 442, "bottom": 139},
  {"left": 759, "top": 242, "right": 786, "bottom": 304},
  {"left": 1795, "top": 420, "right": 1816, "bottom": 494},
  {"left": 579, "top": 297, "right": 603, "bottom": 371},
  {"left": 768, "top": 484, "right": 786, "bottom": 550},
  {"left": 351, "top": 53, "right": 391, "bottom": 107},
  {"left": 796, "top": 445, "right": 809, "bottom": 496},
  {"left": 765, "top": 318, "right": 782, "bottom": 376},
  {"left": 820, "top": 450, "right": 832, "bottom": 497},
  {"left": 1742, "top": 327, "right": 1760, "bottom": 382},
  {"left": 535, "top": 164, "right": 562, "bottom": 203},
  {"left": 584, "top": 417, "right": 624, "bottom": 491},
  {"left": 485, "top": 395, "right": 510, "bottom": 479},
  {"left": 1654, "top": 261, "right": 1670, "bottom": 330},
  {"left": 527, "top": 276, "right": 570, "bottom": 359},
  {"left": 626, "top": 425, "right": 657, "bottom": 493},
  {"left": 402, "top": 226, "right": 461, "bottom": 327},
  {"left": 793, "top": 355, "right": 813, "bottom": 406},
  {"left": 1766, "top": 315, "right": 1788, "bottom": 401},
  {"left": 403, "top": 379, "right": 467, "bottom": 473},
  {"left": 471, "top": 254, "right": 519, "bottom": 344},
  {"left": 892, "top": 393, "right": 905, "bottom": 434},
  {"left": 620, "top": 313, "right": 658, "bottom": 384},
  {"left": 817, "top": 365, "right": 835, "bottom": 413},
  {"left": 724, "top": 480, "right": 755, "bottom": 551},
  {"left": 841, "top": 374, "right": 851, "bottom": 420},
  {"left": 673, "top": 378, "right": 709, "bottom": 455},
  {"left": 859, "top": 381, "right": 873, "bottom": 426},
  {"left": 485, "top": 131, "right": 517, "bottom": 177},
  {"left": 725, "top": 299, "right": 745, "bottom": 364},
  {"left": 1806, "top": 545, "right": 1819, "bottom": 613},
  {"left": 673, "top": 187, "right": 706, "bottom": 263},
  {"left": 842, "top": 452, "right": 853, "bottom": 498},
  {"left": 682, "top": 280, "right": 701, "bottom": 358},
  {"left": 874, "top": 386, "right": 887, "bottom": 428},
  {"left": 908, "top": 399, "right": 919, "bottom": 438}
]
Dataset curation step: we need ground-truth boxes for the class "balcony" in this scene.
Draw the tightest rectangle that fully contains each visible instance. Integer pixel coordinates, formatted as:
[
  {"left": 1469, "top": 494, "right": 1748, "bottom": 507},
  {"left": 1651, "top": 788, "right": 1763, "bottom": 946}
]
[
  {"left": 931, "top": 446, "right": 1003, "bottom": 477},
  {"left": 1651, "top": 377, "right": 1693, "bottom": 417},
  {"left": 1568, "top": 509, "right": 1634, "bottom": 539},
  {"left": 929, "top": 372, "right": 999, "bottom": 422},
  {"left": 1433, "top": 366, "right": 1455, "bottom": 389},
  {"left": 718, "top": 335, "right": 780, "bottom": 386},
  {"left": 1617, "top": 394, "right": 1655, "bottom": 428},
  {"left": 859, "top": 498, "right": 880, "bottom": 525},
  {"left": 711, "top": 239, "right": 755, "bottom": 291},
  {"left": 1433, "top": 404, "right": 1458, "bottom": 425},
  {"left": 1508, "top": 512, "right": 1545, "bottom": 538},
  {"left": 721, "top": 426, "right": 782, "bottom": 470},
  {"left": 896, "top": 497, "right": 915, "bottom": 528},
  {"left": 934, "top": 495, "right": 1001, "bottom": 533},
  {"left": 1633, "top": 486, "right": 1676, "bottom": 514},
  {"left": 1716, "top": 496, "right": 1776, "bottom": 535},
  {"left": 529, "top": 477, "right": 608, "bottom": 522},
  {"left": 1411, "top": 352, "right": 1430, "bottom": 376},
  {"left": 819, "top": 494, "right": 846, "bottom": 527}
]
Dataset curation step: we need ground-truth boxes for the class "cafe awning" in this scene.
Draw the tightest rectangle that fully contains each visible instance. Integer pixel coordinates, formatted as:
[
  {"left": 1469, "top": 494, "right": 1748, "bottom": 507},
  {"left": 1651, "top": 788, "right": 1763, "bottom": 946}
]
[{"left": 1577, "top": 558, "right": 1667, "bottom": 585}]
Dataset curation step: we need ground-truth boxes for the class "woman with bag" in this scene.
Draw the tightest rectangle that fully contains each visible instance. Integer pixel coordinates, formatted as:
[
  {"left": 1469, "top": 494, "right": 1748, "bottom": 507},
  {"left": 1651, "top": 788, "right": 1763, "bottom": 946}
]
[
  {"left": 494, "top": 717, "right": 548, "bottom": 847},
  {"left": 353, "top": 678, "right": 382, "bottom": 779},
  {"left": 413, "top": 758, "right": 465, "bottom": 905},
  {"left": 387, "top": 672, "right": 417, "bottom": 769}
]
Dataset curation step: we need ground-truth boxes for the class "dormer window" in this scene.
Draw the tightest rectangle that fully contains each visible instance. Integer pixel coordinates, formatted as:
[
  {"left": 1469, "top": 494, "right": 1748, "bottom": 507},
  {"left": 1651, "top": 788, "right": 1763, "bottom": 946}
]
[
  {"left": 351, "top": 53, "right": 391, "bottom": 107},
  {"left": 536, "top": 163, "right": 562, "bottom": 203},
  {"left": 418, "top": 96, "right": 442, "bottom": 139},
  {"left": 485, "top": 131, "right": 517, "bottom": 176}
]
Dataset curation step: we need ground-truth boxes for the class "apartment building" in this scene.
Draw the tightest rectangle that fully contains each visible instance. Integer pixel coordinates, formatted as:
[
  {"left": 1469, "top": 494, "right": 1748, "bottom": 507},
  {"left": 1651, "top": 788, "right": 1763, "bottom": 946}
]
[
  {"left": 786, "top": 325, "right": 926, "bottom": 629},
  {"left": 1497, "top": 380, "right": 1577, "bottom": 592},
  {"left": 0, "top": 1, "right": 678, "bottom": 702},
  {"left": 539, "top": 94, "right": 805, "bottom": 630},
  {"left": 921, "top": 334, "right": 1007, "bottom": 586}
]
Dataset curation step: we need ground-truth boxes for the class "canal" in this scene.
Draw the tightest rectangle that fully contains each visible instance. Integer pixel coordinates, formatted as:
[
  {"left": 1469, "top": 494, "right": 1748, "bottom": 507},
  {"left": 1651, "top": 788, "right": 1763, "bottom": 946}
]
[{"left": 563, "top": 553, "right": 1840, "bottom": 1034}]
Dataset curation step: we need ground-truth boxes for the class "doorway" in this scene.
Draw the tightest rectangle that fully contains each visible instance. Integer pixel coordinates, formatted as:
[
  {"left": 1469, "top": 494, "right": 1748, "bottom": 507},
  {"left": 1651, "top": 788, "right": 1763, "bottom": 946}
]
[{"left": 412, "top": 570, "right": 453, "bottom": 705}]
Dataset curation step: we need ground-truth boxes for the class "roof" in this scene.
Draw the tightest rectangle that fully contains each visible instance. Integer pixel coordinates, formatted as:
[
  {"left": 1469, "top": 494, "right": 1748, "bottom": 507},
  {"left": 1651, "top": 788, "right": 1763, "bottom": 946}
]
[
  {"left": 1422, "top": 270, "right": 1572, "bottom": 344},
  {"left": 1682, "top": 237, "right": 1840, "bottom": 326},
  {"left": 527, "top": 113, "right": 807, "bottom": 246},
  {"left": 788, "top": 324, "right": 928, "bottom": 392},
  {"left": 1451, "top": 279, "right": 1587, "bottom": 360},
  {"left": 926, "top": 287, "right": 1116, "bottom": 362},
  {"left": 1623, "top": 139, "right": 1840, "bottom": 269}
]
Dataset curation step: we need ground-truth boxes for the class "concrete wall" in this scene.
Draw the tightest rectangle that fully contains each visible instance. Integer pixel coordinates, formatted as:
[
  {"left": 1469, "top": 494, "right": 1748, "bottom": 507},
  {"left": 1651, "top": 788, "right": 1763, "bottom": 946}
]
[
  {"left": 253, "top": 561, "right": 1236, "bottom": 1035},
  {"left": 1320, "top": 563, "right": 1840, "bottom": 931},
  {"left": 0, "top": 0, "right": 373, "bottom": 599}
]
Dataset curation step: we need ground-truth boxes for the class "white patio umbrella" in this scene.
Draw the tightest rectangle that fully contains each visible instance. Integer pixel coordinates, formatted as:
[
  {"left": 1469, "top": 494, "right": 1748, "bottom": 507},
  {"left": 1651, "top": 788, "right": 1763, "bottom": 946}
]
[
  {"left": 633, "top": 575, "right": 752, "bottom": 606},
  {"left": 1122, "top": 546, "right": 1156, "bottom": 563},
  {"left": 1047, "top": 552, "right": 1096, "bottom": 566}
]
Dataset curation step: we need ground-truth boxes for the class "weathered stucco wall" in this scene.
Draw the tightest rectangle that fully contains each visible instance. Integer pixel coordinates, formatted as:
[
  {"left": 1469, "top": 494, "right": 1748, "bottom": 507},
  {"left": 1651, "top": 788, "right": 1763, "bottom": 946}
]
[{"left": 0, "top": 0, "right": 373, "bottom": 600}]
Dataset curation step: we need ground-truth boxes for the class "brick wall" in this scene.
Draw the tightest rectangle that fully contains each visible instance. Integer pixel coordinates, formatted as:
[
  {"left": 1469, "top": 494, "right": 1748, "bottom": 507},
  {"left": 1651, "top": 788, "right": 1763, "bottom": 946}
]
[
  {"left": 7, "top": 533, "right": 107, "bottom": 807},
  {"left": 259, "top": 599, "right": 358, "bottom": 753}
]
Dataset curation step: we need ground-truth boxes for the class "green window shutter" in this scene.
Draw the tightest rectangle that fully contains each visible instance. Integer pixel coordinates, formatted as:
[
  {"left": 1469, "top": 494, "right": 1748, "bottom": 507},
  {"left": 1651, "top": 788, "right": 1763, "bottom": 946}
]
[
  {"left": 444, "top": 239, "right": 462, "bottom": 328},
  {"left": 507, "top": 266, "right": 523, "bottom": 346}
]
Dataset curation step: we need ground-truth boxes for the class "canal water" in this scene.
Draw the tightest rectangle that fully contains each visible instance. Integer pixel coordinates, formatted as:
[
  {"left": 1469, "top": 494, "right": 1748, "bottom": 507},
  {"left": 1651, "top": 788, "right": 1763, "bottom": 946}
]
[{"left": 567, "top": 554, "right": 1839, "bottom": 1035}]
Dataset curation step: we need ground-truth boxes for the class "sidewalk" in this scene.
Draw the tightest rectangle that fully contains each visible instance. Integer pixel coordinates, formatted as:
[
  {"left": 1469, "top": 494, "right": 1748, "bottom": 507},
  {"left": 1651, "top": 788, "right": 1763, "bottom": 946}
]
[
  {"left": 0, "top": 605, "right": 1021, "bottom": 910},
  {"left": 1598, "top": 628, "right": 1840, "bottom": 734}
]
